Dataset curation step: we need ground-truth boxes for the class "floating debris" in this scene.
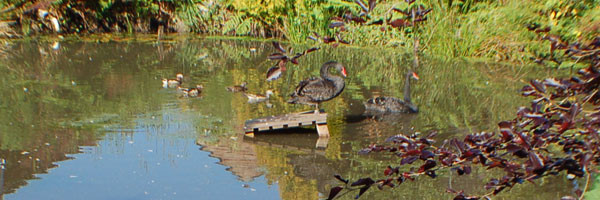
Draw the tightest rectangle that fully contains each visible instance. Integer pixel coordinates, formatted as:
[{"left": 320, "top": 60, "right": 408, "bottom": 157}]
[{"left": 51, "top": 41, "right": 60, "bottom": 50}]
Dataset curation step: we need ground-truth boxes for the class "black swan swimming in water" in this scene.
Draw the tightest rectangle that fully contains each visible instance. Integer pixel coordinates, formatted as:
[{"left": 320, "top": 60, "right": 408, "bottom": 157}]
[
  {"left": 288, "top": 61, "right": 347, "bottom": 113},
  {"left": 364, "top": 70, "right": 419, "bottom": 113}
]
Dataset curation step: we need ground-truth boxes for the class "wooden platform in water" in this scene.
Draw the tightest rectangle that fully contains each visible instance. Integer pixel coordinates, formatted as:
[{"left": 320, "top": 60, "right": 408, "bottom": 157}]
[{"left": 244, "top": 110, "right": 329, "bottom": 138}]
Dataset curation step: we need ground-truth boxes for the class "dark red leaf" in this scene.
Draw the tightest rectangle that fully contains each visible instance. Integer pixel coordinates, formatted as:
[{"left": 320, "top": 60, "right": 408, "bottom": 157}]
[
  {"left": 402, "top": 172, "right": 414, "bottom": 181},
  {"left": 392, "top": 8, "right": 411, "bottom": 16},
  {"left": 528, "top": 151, "right": 544, "bottom": 171},
  {"left": 386, "top": 134, "right": 414, "bottom": 143},
  {"left": 418, "top": 160, "right": 437, "bottom": 173},
  {"left": 327, "top": 186, "right": 343, "bottom": 200},
  {"left": 454, "top": 194, "right": 480, "bottom": 200},
  {"left": 290, "top": 58, "right": 299, "bottom": 65},
  {"left": 384, "top": 166, "right": 393, "bottom": 176},
  {"left": 272, "top": 41, "right": 286, "bottom": 53},
  {"left": 530, "top": 80, "right": 546, "bottom": 93},
  {"left": 305, "top": 47, "right": 320, "bottom": 53},
  {"left": 535, "top": 26, "right": 551, "bottom": 33},
  {"left": 323, "top": 36, "right": 336, "bottom": 43},
  {"left": 420, "top": 150, "right": 435, "bottom": 160},
  {"left": 401, "top": 156, "right": 419, "bottom": 165},
  {"left": 463, "top": 165, "right": 472, "bottom": 174},
  {"left": 351, "top": 178, "right": 375, "bottom": 187},
  {"left": 425, "top": 170, "right": 437, "bottom": 178},
  {"left": 498, "top": 121, "right": 514, "bottom": 142},
  {"left": 356, "top": 184, "right": 372, "bottom": 199},
  {"left": 416, "top": 8, "right": 432, "bottom": 17},
  {"left": 267, "top": 53, "right": 286, "bottom": 60},
  {"left": 493, "top": 186, "right": 506, "bottom": 195},
  {"left": 350, "top": 16, "right": 366, "bottom": 23},
  {"left": 544, "top": 78, "right": 566, "bottom": 89},
  {"left": 389, "top": 18, "right": 411, "bottom": 28},
  {"left": 334, "top": 174, "right": 349, "bottom": 184}
]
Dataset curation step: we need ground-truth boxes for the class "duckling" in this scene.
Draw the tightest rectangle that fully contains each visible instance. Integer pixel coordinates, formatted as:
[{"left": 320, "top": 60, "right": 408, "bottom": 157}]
[
  {"left": 244, "top": 90, "right": 274, "bottom": 103},
  {"left": 226, "top": 82, "right": 248, "bottom": 92},
  {"left": 180, "top": 85, "right": 204, "bottom": 97},
  {"left": 162, "top": 73, "right": 183, "bottom": 88}
]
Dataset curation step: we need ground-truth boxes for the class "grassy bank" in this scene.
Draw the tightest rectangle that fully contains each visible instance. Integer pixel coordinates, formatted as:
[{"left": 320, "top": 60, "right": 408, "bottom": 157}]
[{"left": 1, "top": 1, "right": 598, "bottom": 66}]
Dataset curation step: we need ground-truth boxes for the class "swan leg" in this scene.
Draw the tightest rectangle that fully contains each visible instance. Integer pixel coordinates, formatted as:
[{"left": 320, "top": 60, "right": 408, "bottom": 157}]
[{"left": 315, "top": 104, "right": 320, "bottom": 114}]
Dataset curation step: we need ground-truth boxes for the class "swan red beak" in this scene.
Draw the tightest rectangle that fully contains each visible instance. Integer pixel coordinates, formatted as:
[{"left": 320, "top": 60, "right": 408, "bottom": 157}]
[
  {"left": 341, "top": 67, "right": 347, "bottom": 77},
  {"left": 412, "top": 72, "right": 419, "bottom": 80}
]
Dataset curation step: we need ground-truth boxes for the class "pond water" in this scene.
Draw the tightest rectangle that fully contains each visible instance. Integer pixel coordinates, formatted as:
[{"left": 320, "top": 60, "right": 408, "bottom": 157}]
[{"left": 0, "top": 37, "right": 575, "bottom": 199}]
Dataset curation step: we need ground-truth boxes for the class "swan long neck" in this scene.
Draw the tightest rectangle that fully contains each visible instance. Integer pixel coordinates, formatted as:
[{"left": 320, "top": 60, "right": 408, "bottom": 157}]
[
  {"left": 403, "top": 72, "right": 412, "bottom": 103},
  {"left": 321, "top": 62, "right": 345, "bottom": 94}
]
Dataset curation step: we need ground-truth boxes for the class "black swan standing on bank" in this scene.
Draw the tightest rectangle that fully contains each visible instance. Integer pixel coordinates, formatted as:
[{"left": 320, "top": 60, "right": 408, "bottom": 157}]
[
  {"left": 288, "top": 61, "right": 347, "bottom": 113},
  {"left": 364, "top": 70, "right": 419, "bottom": 113}
]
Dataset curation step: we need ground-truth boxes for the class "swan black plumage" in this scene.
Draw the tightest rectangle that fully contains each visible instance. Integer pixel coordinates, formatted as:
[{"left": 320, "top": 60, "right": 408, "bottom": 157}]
[
  {"left": 364, "top": 70, "right": 419, "bottom": 113},
  {"left": 288, "top": 61, "right": 347, "bottom": 113}
]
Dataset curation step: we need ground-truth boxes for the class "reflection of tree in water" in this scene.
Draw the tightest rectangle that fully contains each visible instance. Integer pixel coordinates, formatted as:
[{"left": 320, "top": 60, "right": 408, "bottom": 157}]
[
  {"left": 197, "top": 138, "right": 263, "bottom": 182},
  {"left": 286, "top": 152, "right": 347, "bottom": 195},
  {"left": 0, "top": 128, "right": 97, "bottom": 195},
  {"left": 0, "top": 38, "right": 577, "bottom": 199}
]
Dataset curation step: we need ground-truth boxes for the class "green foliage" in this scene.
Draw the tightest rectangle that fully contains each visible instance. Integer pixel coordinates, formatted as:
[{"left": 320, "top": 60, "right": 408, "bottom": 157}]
[{"left": 2, "top": 0, "right": 598, "bottom": 65}]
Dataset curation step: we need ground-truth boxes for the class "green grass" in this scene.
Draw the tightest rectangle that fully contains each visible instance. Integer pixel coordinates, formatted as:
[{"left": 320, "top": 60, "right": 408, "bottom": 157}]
[{"left": 1, "top": 0, "right": 598, "bottom": 64}]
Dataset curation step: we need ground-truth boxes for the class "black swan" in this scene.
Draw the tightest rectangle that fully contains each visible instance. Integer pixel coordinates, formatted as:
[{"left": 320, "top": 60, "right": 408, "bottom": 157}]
[
  {"left": 364, "top": 70, "right": 419, "bottom": 113},
  {"left": 288, "top": 61, "right": 347, "bottom": 113},
  {"left": 227, "top": 82, "right": 248, "bottom": 92},
  {"left": 180, "top": 85, "right": 203, "bottom": 97},
  {"left": 162, "top": 73, "right": 183, "bottom": 88},
  {"left": 244, "top": 90, "right": 274, "bottom": 103}
]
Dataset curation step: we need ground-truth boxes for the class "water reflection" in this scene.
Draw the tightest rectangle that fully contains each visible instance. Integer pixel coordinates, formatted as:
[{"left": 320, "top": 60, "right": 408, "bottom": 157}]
[{"left": 0, "top": 38, "right": 575, "bottom": 199}]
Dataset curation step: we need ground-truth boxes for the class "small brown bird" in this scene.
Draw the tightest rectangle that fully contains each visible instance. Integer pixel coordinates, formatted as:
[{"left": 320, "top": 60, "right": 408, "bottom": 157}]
[
  {"left": 180, "top": 85, "right": 203, "bottom": 97},
  {"left": 163, "top": 73, "right": 183, "bottom": 88},
  {"left": 244, "top": 90, "right": 274, "bottom": 103},
  {"left": 226, "top": 82, "right": 248, "bottom": 92}
]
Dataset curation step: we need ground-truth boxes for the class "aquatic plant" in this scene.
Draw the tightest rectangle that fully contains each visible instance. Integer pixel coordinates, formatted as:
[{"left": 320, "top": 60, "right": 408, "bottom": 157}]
[{"left": 327, "top": 58, "right": 600, "bottom": 199}]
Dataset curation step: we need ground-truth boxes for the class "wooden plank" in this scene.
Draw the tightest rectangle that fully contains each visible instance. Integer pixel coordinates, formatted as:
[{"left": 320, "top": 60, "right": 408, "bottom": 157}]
[
  {"left": 244, "top": 110, "right": 327, "bottom": 134},
  {"left": 316, "top": 123, "right": 330, "bottom": 138},
  {"left": 315, "top": 137, "right": 329, "bottom": 149}
]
